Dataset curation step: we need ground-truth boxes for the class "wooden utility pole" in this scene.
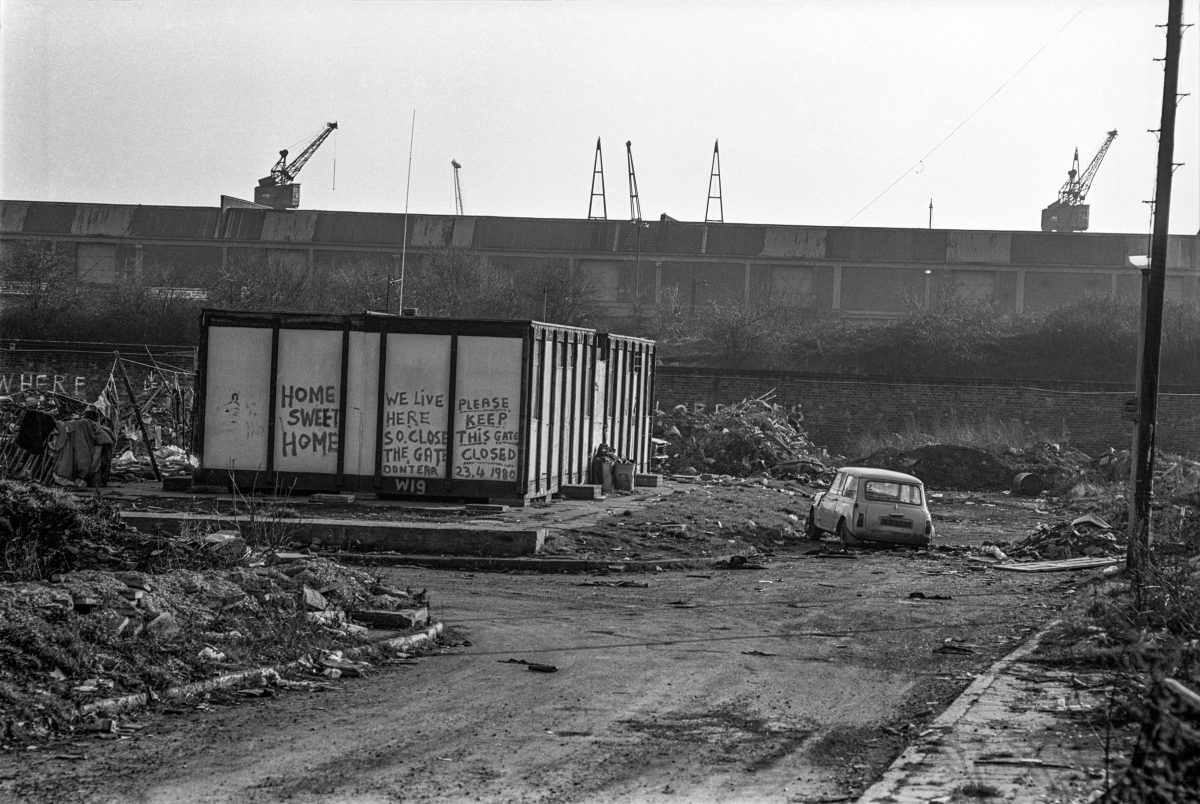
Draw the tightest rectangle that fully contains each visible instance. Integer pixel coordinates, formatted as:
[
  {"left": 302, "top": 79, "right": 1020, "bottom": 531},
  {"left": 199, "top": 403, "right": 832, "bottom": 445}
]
[{"left": 1128, "top": 0, "right": 1184, "bottom": 577}]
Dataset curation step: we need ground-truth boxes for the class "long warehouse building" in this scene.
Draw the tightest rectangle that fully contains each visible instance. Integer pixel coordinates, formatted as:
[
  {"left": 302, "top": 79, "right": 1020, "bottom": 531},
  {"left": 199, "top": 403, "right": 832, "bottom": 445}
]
[{"left": 1, "top": 199, "right": 1197, "bottom": 325}]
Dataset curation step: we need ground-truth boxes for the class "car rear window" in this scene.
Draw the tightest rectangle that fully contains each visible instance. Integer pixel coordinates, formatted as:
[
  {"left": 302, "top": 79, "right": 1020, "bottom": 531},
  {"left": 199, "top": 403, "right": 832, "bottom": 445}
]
[{"left": 864, "top": 481, "right": 923, "bottom": 505}]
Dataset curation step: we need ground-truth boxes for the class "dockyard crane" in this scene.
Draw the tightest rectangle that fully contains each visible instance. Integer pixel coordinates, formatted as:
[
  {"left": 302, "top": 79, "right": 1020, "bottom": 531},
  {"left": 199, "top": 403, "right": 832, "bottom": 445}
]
[
  {"left": 255, "top": 121, "right": 338, "bottom": 209},
  {"left": 452, "top": 160, "right": 464, "bottom": 216},
  {"left": 1040, "top": 129, "right": 1117, "bottom": 232}
]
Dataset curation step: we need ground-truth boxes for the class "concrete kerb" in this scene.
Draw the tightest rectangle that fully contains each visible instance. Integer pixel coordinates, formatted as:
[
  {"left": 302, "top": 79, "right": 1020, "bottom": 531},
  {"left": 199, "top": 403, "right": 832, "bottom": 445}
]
[
  {"left": 78, "top": 623, "right": 444, "bottom": 718},
  {"left": 856, "top": 620, "right": 1063, "bottom": 804}
]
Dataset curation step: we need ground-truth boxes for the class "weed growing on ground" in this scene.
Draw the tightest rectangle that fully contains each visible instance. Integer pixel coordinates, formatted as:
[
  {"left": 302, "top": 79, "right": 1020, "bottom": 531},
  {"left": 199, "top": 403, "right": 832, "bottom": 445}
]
[
  {"left": 1050, "top": 509, "right": 1200, "bottom": 800},
  {"left": 225, "top": 471, "right": 301, "bottom": 552}
]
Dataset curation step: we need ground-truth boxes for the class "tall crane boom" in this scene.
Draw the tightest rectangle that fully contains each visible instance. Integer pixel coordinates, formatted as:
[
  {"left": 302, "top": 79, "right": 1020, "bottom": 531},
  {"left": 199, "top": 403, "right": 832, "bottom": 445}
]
[
  {"left": 1041, "top": 129, "right": 1117, "bottom": 232},
  {"left": 254, "top": 121, "right": 338, "bottom": 209}
]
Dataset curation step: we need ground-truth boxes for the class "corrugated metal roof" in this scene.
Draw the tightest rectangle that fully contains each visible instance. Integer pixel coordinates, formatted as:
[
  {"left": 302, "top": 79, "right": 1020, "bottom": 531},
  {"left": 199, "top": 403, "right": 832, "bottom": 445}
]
[
  {"left": 410, "top": 216, "right": 454, "bottom": 248},
  {"left": 220, "top": 209, "right": 266, "bottom": 240},
  {"left": 762, "top": 227, "right": 825, "bottom": 258},
  {"left": 947, "top": 231, "right": 1010, "bottom": 264},
  {"left": 655, "top": 221, "right": 704, "bottom": 254},
  {"left": 1010, "top": 233, "right": 1126, "bottom": 267},
  {"left": 704, "top": 225, "right": 766, "bottom": 257},
  {"left": 0, "top": 201, "right": 30, "bottom": 234},
  {"left": 22, "top": 203, "right": 78, "bottom": 234},
  {"left": 72, "top": 204, "right": 136, "bottom": 236},
  {"left": 473, "top": 218, "right": 616, "bottom": 251},
  {"left": 129, "top": 206, "right": 219, "bottom": 239},
  {"left": 261, "top": 211, "right": 318, "bottom": 242},
  {"left": 451, "top": 217, "right": 475, "bottom": 247},
  {"left": 826, "top": 229, "right": 947, "bottom": 262},
  {"left": 313, "top": 212, "right": 408, "bottom": 245}
]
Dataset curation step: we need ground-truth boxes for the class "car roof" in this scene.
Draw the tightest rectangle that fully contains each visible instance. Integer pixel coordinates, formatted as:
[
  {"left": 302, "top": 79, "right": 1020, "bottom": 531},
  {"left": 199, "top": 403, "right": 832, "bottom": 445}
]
[{"left": 837, "top": 466, "right": 925, "bottom": 484}]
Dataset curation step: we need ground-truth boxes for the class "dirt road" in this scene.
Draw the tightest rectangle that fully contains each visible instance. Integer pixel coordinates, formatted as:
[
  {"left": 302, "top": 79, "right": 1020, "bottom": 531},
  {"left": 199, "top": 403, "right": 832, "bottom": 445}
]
[{"left": 4, "top": 545, "right": 1079, "bottom": 803}]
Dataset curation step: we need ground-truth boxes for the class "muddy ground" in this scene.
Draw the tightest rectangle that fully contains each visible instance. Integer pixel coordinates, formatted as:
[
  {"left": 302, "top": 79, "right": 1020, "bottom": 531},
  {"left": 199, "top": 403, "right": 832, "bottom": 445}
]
[{"left": 0, "top": 474, "right": 1151, "bottom": 802}]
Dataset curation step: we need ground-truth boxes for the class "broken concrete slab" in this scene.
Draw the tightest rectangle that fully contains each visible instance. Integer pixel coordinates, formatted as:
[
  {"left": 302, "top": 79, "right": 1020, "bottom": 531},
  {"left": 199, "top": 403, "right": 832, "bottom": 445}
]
[
  {"left": 560, "top": 485, "right": 604, "bottom": 500},
  {"left": 348, "top": 607, "right": 430, "bottom": 629},
  {"left": 119, "top": 512, "right": 547, "bottom": 557},
  {"left": 634, "top": 474, "right": 663, "bottom": 488}
]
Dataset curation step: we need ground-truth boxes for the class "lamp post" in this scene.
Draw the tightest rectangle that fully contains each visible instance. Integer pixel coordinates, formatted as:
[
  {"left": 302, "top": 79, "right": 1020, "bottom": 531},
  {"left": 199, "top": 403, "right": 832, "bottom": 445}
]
[{"left": 634, "top": 220, "right": 649, "bottom": 307}]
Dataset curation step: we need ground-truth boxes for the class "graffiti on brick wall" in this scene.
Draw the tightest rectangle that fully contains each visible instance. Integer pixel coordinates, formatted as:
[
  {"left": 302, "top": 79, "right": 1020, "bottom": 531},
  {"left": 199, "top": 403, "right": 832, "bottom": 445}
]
[
  {"left": 0, "top": 373, "right": 88, "bottom": 397},
  {"left": 661, "top": 400, "right": 805, "bottom": 417}
]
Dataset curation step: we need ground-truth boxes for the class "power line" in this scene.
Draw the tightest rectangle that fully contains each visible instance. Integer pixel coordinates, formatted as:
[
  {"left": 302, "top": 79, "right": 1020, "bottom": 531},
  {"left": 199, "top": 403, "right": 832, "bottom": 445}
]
[{"left": 845, "top": 0, "right": 1096, "bottom": 225}]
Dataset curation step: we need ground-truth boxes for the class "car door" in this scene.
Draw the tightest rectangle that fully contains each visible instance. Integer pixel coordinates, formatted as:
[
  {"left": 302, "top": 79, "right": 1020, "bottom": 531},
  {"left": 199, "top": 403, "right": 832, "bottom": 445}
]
[
  {"left": 838, "top": 475, "right": 859, "bottom": 533},
  {"left": 816, "top": 472, "right": 846, "bottom": 532}
]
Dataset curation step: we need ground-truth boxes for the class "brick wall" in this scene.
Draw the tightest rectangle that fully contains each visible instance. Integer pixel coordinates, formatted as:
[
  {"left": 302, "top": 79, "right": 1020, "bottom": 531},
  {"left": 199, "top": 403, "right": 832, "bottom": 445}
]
[
  {"left": 0, "top": 340, "right": 196, "bottom": 403},
  {"left": 655, "top": 366, "right": 1200, "bottom": 459}
]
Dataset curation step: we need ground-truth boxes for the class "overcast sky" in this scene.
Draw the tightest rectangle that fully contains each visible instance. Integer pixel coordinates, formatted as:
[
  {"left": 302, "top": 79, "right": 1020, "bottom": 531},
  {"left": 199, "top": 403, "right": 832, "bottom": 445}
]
[{"left": 2, "top": 0, "right": 1197, "bottom": 235}]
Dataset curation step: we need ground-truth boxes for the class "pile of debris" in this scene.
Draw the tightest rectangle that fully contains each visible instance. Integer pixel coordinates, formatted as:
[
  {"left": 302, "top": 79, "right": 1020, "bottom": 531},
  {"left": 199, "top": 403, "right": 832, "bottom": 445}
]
[
  {"left": 0, "top": 478, "right": 435, "bottom": 744},
  {"left": 0, "top": 556, "right": 429, "bottom": 743},
  {"left": 110, "top": 444, "right": 198, "bottom": 481},
  {"left": 654, "top": 391, "right": 833, "bottom": 479},
  {"left": 1005, "top": 514, "right": 1125, "bottom": 560},
  {"left": 1007, "top": 442, "right": 1099, "bottom": 493}
]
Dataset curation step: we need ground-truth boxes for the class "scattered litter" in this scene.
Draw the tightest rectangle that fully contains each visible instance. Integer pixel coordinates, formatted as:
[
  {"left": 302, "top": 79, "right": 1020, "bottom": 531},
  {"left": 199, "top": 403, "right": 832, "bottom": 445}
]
[
  {"left": 908, "top": 592, "right": 952, "bottom": 600},
  {"left": 995, "top": 557, "right": 1123, "bottom": 573},
  {"left": 576, "top": 580, "right": 650, "bottom": 588},
  {"left": 975, "top": 757, "right": 1078, "bottom": 769},
  {"left": 499, "top": 658, "right": 558, "bottom": 673},
  {"left": 741, "top": 650, "right": 777, "bottom": 657},
  {"left": 933, "top": 644, "right": 976, "bottom": 655}
]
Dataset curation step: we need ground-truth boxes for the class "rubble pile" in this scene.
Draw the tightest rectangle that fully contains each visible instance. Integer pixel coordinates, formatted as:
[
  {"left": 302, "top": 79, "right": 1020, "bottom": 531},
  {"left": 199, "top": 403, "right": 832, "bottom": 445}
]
[
  {"left": 0, "top": 480, "right": 234, "bottom": 580},
  {"left": 654, "top": 392, "right": 832, "bottom": 479},
  {"left": 1006, "top": 514, "right": 1126, "bottom": 560},
  {"left": 1008, "top": 442, "right": 1099, "bottom": 493},
  {"left": 0, "top": 553, "right": 430, "bottom": 744}
]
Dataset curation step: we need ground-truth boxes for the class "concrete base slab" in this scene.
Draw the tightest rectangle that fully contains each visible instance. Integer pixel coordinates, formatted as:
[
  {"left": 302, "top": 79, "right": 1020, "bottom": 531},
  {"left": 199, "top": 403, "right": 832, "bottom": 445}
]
[
  {"left": 560, "top": 485, "right": 604, "bottom": 500},
  {"left": 119, "top": 511, "right": 546, "bottom": 557},
  {"left": 465, "top": 503, "right": 509, "bottom": 514},
  {"left": 311, "top": 493, "right": 358, "bottom": 504}
]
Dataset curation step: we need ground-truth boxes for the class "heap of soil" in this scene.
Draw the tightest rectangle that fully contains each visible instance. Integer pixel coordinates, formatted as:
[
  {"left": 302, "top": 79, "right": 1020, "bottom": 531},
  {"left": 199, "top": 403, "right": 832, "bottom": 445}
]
[{"left": 854, "top": 445, "right": 1015, "bottom": 491}]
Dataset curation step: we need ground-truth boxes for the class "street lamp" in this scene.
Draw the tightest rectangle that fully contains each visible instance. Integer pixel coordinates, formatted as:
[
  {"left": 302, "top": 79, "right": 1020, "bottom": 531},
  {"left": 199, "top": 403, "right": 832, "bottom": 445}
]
[{"left": 634, "top": 220, "right": 650, "bottom": 306}]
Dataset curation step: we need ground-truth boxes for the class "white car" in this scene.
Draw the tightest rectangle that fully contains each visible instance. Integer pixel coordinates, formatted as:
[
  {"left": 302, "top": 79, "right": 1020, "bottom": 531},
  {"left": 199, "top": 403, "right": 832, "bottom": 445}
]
[{"left": 807, "top": 467, "right": 934, "bottom": 547}]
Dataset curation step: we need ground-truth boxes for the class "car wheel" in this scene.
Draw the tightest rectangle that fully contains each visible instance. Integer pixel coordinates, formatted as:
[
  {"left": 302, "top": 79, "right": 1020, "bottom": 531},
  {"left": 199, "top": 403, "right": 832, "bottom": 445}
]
[{"left": 805, "top": 509, "right": 820, "bottom": 540}]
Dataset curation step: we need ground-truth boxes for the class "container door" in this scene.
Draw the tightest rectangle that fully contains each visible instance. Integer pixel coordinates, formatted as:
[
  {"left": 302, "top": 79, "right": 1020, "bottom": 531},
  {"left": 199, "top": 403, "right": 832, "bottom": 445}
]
[
  {"left": 453, "top": 336, "right": 523, "bottom": 485},
  {"left": 273, "top": 329, "right": 343, "bottom": 475},
  {"left": 202, "top": 326, "right": 271, "bottom": 472},
  {"left": 342, "top": 330, "right": 381, "bottom": 478},
  {"left": 380, "top": 333, "right": 453, "bottom": 482}
]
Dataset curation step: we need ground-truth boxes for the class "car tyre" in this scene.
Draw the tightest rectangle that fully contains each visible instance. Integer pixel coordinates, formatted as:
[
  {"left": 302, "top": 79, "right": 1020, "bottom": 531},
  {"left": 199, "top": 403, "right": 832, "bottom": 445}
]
[
  {"left": 805, "top": 509, "right": 820, "bottom": 540},
  {"left": 837, "top": 518, "right": 856, "bottom": 548}
]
